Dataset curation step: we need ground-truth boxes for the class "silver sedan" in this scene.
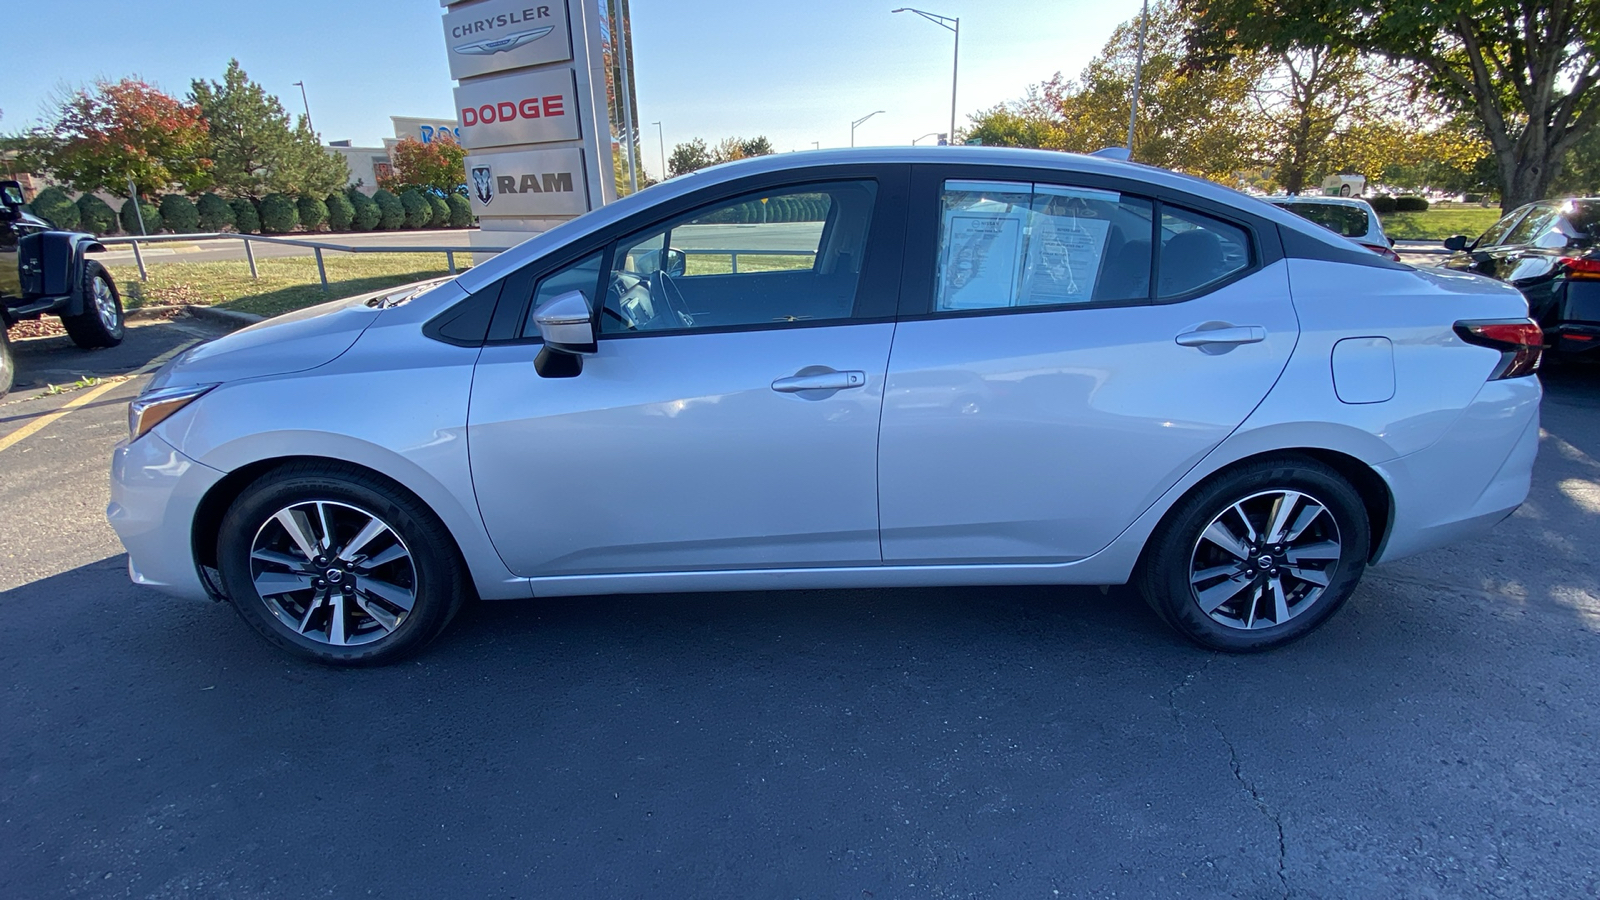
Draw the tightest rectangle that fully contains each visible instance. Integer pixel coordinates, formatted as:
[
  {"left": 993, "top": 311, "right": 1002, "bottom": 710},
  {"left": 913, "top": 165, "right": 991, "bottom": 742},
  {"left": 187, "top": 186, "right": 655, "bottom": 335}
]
[{"left": 108, "top": 148, "right": 1542, "bottom": 665}]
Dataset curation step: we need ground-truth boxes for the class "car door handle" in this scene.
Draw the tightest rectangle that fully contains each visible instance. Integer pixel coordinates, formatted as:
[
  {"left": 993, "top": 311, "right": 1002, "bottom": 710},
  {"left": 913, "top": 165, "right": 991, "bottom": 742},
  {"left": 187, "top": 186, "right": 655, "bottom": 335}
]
[
  {"left": 1175, "top": 325, "right": 1266, "bottom": 347},
  {"left": 771, "top": 370, "right": 867, "bottom": 392}
]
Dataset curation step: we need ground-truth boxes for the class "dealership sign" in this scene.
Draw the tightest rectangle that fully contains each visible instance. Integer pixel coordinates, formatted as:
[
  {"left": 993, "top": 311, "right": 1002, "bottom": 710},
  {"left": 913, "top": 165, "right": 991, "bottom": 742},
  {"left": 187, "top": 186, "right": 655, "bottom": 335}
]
[
  {"left": 454, "top": 68, "right": 579, "bottom": 150},
  {"left": 442, "top": 0, "right": 573, "bottom": 80},
  {"left": 463, "top": 148, "right": 590, "bottom": 217}
]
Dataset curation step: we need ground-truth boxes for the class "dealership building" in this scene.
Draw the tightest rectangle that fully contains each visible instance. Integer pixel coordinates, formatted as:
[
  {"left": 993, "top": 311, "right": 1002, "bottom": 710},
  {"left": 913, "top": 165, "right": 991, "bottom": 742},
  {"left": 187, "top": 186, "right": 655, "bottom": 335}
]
[{"left": 324, "top": 116, "right": 464, "bottom": 194}]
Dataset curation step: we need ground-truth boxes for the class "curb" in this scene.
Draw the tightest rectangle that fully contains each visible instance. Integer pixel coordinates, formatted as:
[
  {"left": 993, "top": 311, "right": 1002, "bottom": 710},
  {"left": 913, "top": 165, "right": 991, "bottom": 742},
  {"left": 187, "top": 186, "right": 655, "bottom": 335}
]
[{"left": 183, "top": 305, "right": 265, "bottom": 327}]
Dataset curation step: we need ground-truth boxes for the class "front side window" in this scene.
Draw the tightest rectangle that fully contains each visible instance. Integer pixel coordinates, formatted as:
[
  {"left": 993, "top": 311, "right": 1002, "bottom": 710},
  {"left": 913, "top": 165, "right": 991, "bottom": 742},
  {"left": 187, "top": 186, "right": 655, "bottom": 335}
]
[
  {"left": 934, "top": 180, "right": 1155, "bottom": 310},
  {"left": 1157, "top": 206, "right": 1251, "bottom": 298},
  {"left": 521, "top": 251, "right": 603, "bottom": 337},
  {"left": 601, "top": 180, "right": 876, "bottom": 334}
]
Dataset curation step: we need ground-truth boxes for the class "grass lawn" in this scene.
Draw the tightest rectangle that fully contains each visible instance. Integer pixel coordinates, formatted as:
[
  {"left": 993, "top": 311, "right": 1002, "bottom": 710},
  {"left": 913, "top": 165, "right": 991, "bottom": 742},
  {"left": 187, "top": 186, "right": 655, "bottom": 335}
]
[
  {"left": 105, "top": 253, "right": 462, "bottom": 318},
  {"left": 1378, "top": 207, "right": 1503, "bottom": 241}
]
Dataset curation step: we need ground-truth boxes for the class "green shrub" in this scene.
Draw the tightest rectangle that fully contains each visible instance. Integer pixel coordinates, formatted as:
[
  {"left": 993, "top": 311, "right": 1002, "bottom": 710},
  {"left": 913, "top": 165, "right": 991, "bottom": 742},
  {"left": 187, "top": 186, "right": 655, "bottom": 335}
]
[
  {"left": 372, "top": 189, "right": 405, "bottom": 230},
  {"left": 427, "top": 193, "right": 451, "bottom": 228},
  {"left": 1368, "top": 194, "right": 1398, "bottom": 214},
  {"left": 119, "top": 198, "right": 161, "bottom": 235},
  {"left": 324, "top": 191, "right": 355, "bottom": 230},
  {"left": 157, "top": 194, "right": 200, "bottom": 233},
  {"left": 75, "top": 194, "right": 117, "bottom": 234},
  {"left": 296, "top": 194, "right": 329, "bottom": 231},
  {"left": 447, "top": 193, "right": 473, "bottom": 228},
  {"left": 1393, "top": 195, "right": 1430, "bottom": 212},
  {"left": 398, "top": 189, "right": 431, "bottom": 229},
  {"left": 31, "top": 186, "right": 79, "bottom": 230},
  {"left": 347, "top": 189, "right": 381, "bottom": 230},
  {"left": 258, "top": 193, "right": 299, "bottom": 234},
  {"left": 196, "top": 193, "right": 235, "bottom": 231},
  {"left": 229, "top": 197, "right": 260, "bottom": 234}
]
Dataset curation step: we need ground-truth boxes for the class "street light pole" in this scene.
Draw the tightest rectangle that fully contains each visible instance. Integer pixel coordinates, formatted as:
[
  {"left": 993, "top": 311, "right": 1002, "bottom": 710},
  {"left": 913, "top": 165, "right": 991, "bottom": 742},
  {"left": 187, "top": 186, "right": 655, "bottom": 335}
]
[
  {"left": 851, "top": 110, "right": 886, "bottom": 147},
  {"left": 1125, "top": 0, "right": 1149, "bottom": 156},
  {"left": 291, "top": 81, "right": 314, "bottom": 135},
  {"left": 892, "top": 8, "right": 960, "bottom": 143},
  {"left": 652, "top": 121, "right": 665, "bottom": 180}
]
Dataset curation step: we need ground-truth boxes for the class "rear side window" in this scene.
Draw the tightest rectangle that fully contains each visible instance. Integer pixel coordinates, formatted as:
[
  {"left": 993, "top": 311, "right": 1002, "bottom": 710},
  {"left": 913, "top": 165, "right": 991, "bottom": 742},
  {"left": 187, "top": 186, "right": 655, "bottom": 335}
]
[
  {"left": 1476, "top": 207, "right": 1530, "bottom": 248},
  {"left": 1277, "top": 202, "right": 1368, "bottom": 238},
  {"left": 1502, "top": 206, "right": 1556, "bottom": 247},
  {"left": 934, "top": 180, "right": 1155, "bottom": 310},
  {"left": 1157, "top": 206, "right": 1251, "bottom": 298}
]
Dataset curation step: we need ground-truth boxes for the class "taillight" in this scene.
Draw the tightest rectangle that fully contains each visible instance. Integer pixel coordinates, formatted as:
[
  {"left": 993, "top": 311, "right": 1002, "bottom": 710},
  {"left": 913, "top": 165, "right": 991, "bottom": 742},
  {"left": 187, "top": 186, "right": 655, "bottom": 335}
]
[
  {"left": 1559, "top": 256, "right": 1600, "bottom": 280},
  {"left": 1454, "top": 319, "right": 1543, "bottom": 379}
]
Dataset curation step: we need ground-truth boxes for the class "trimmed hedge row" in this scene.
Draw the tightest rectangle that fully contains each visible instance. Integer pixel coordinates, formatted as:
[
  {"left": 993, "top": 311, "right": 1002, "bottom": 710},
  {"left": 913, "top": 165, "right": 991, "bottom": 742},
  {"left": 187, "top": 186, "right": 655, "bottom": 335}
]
[
  {"left": 1369, "top": 195, "right": 1431, "bottom": 214},
  {"left": 23, "top": 187, "right": 476, "bottom": 236}
]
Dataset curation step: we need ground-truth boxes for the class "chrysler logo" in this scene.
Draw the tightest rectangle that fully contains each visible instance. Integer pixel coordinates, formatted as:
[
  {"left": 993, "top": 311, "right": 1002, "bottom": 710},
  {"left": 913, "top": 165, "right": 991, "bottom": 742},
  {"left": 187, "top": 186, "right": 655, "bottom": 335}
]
[
  {"left": 471, "top": 166, "right": 494, "bottom": 205},
  {"left": 454, "top": 26, "right": 554, "bottom": 56}
]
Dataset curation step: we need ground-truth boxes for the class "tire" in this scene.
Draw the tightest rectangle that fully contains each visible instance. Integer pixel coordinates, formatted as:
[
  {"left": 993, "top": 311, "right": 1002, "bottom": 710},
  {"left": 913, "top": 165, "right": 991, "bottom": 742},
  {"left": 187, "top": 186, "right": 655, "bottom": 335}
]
[
  {"left": 0, "top": 327, "right": 13, "bottom": 399},
  {"left": 216, "top": 462, "right": 470, "bottom": 666},
  {"left": 61, "top": 261, "right": 124, "bottom": 349},
  {"left": 1137, "top": 456, "right": 1370, "bottom": 652}
]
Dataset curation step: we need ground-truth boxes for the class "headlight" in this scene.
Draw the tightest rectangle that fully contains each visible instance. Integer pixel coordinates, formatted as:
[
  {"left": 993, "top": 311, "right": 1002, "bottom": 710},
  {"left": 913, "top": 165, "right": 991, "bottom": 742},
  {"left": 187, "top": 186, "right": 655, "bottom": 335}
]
[{"left": 128, "top": 384, "right": 216, "bottom": 442}]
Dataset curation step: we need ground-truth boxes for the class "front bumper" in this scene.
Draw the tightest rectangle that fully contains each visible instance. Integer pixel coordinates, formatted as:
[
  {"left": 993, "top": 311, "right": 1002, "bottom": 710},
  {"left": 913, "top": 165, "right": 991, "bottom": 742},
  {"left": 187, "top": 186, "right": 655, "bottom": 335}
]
[
  {"left": 106, "top": 432, "right": 225, "bottom": 602},
  {"left": 1372, "top": 376, "right": 1541, "bottom": 564}
]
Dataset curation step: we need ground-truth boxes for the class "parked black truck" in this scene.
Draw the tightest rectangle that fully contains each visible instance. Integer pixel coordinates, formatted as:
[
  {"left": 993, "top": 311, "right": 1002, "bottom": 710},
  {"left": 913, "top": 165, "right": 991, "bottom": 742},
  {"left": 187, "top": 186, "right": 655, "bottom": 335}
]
[{"left": 0, "top": 180, "right": 125, "bottom": 398}]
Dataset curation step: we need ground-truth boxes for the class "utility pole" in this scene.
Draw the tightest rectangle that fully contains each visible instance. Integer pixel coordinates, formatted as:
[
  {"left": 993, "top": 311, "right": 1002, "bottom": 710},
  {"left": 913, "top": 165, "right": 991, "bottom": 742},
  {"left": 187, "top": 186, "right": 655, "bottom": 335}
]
[
  {"left": 292, "top": 81, "right": 314, "bottom": 135},
  {"left": 851, "top": 110, "right": 886, "bottom": 147},
  {"left": 1125, "top": 0, "right": 1149, "bottom": 156},
  {"left": 892, "top": 8, "right": 960, "bottom": 143},
  {"left": 652, "top": 121, "right": 665, "bottom": 181}
]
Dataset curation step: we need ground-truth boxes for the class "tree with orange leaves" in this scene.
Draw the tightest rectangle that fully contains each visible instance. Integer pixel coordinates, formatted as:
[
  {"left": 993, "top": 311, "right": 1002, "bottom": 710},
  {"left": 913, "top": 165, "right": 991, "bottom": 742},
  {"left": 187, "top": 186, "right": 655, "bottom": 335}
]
[{"left": 15, "top": 78, "right": 211, "bottom": 198}]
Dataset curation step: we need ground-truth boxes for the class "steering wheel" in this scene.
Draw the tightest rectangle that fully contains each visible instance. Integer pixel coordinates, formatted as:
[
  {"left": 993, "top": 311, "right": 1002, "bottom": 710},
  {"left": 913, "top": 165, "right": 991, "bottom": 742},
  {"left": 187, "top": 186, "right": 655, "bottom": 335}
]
[{"left": 649, "top": 270, "right": 694, "bottom": 329}]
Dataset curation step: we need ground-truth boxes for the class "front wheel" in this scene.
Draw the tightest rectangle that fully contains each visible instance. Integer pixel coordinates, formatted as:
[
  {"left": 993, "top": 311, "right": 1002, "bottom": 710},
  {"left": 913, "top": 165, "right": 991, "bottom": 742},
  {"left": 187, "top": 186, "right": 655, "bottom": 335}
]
[
  {"left": 61, "top": 261, "right": 124, "bottom": 349},
  {"left": 1137, "top": 457, "right": 1370, "bottom": 652},
  {"left": 216, "top": 463, "right": 469, "bottom": 666}
]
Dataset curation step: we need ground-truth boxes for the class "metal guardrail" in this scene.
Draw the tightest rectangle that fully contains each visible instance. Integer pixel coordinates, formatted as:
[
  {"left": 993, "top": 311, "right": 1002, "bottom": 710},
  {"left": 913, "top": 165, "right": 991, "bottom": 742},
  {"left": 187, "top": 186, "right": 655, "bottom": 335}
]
[
  {"left": 96, "top": 233, "right": 820, "bottom": 291},
  {"left": 96, "top": 232, "right": 515, "bottom": 291}
]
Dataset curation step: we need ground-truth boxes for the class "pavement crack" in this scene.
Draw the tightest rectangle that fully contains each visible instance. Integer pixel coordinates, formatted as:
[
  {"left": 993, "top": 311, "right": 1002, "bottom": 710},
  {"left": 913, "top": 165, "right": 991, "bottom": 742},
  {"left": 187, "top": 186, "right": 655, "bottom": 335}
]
[
  {"left": 1214, "top": 723, "right": 1290, "bottom": 899},
  {"left": 1166, "top": 653, "right": 1217, "bottom": 727}
]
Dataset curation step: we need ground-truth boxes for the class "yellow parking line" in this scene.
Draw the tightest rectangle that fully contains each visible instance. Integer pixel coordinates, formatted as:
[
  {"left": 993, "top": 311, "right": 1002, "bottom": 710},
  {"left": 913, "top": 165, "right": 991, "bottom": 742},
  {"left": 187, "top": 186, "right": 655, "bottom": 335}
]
[
  {"left": 0, "top": 339, "right": 200, "bottom": 455},
  {"left": 0, "top": 378, "right": 127, "bottom": 454}
]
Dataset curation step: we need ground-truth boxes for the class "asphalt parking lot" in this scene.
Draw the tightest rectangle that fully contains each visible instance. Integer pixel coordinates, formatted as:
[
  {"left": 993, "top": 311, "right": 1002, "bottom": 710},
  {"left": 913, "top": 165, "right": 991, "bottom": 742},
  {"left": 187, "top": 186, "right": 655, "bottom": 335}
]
[{"left": 2, "top": 316, "right": 1599, "bottom": 899}]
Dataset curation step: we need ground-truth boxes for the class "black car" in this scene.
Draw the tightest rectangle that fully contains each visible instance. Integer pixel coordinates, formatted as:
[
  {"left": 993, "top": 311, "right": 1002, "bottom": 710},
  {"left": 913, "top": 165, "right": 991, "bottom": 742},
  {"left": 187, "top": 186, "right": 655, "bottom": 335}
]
[
  {"left": 0, "top": 180, "right": 126, "bottom": 398},
  {"left": 1442, "top": 198, "right": 1600, "bottom": 356}
]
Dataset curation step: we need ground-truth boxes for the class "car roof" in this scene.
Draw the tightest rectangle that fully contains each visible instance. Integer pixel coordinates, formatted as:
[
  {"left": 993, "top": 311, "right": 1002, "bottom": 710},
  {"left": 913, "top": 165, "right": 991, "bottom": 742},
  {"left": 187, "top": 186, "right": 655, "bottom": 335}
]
[
  {"left": 455, "top": 146, "right": 1377, "bottom": 292},
  {"left": 1264, "top": 195, "right": 1376, "bottom": 210}
]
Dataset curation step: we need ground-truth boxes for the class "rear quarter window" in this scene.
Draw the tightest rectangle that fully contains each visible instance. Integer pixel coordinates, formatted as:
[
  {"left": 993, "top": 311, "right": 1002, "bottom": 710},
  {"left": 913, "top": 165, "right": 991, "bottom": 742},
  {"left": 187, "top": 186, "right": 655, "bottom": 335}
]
[{"left": 1277, "top": 202, "right": 1369, "bottom": 239}]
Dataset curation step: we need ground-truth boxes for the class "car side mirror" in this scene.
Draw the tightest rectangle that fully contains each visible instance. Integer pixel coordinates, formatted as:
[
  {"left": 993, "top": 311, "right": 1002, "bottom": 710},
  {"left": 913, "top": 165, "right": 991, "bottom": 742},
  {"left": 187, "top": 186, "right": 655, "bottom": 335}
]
[
  {"left": 663, "top": 247, "right": 686, "bottom": 278},
  {"left": 0, "top": 181, "right": 22, "bottom": 210},
  {"left": 1442, "top": 234, "right": 1469, "bottom": 252},
  {"left": 531, "top": 290, "right": 596, "bottom": 355}
]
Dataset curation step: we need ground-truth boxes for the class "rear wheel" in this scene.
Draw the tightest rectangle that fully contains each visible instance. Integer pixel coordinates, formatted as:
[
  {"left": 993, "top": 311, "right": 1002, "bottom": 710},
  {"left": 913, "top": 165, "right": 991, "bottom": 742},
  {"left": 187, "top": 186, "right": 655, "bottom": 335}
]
[
  {"left": 217, "top": 463, "right": 468, "bottom": 666},
  {"left": 1137, "top": 457, "right": 1370, "bottom": 652},
  {"left": 61, "top": 261, "right": 124, "bottom": 349},
  {"left": 0, "top": 327, "right": 13, "bottom": 399}
]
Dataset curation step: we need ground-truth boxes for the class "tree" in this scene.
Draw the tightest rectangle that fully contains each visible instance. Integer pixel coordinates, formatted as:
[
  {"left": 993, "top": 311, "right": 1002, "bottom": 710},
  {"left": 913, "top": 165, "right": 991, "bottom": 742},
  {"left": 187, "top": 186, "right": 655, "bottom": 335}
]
[
  {"left": 667, "top": 137, "right": 714, "bottom": 177},
  {"left": 1555, "top": 125, "right": 1600, "bottom": 196},
  {"left": 962, "top": 2, "right": 1265, "bottom": 182},
  {"left": 1183, "top": 0, "right": 1600, "bottom": 209},
  {"left": 191, "top": 60, "right": 347, "bottom": 199},
  {"left": 14, "top": 78, "right": 210, "bottom": 197},
  {"left": 378, "top": 133, "right": 466, "bottom": 195},
  {"left": 665, "top": 135, "right": 776, "bottom": 177}
]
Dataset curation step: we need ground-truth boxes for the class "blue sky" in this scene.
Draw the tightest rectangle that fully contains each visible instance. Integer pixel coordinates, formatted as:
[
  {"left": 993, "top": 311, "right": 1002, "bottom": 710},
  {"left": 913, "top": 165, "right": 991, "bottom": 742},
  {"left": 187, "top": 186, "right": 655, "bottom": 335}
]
[{"left": 1, "top": 0, "right": 1139, "bottom": 180}]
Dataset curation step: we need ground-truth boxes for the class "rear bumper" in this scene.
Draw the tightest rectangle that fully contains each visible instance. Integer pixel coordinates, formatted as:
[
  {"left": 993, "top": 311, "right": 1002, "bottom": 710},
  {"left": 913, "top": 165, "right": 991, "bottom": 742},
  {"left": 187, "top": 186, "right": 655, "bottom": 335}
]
[
  {"left": 1372, "top": 376, "right": 1541, "bottom": 564},
  {"left": 1551, "top": 322, "right": 1600, "bottom": 354},
  {"left": 106, "top": 432, "right": 225, "bottom": 602}
]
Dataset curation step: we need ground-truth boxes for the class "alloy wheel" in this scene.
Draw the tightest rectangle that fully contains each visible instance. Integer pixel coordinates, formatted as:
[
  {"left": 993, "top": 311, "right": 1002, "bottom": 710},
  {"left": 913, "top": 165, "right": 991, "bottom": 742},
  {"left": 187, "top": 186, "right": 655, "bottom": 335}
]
[
  {"left": 1187, "top": 489, "right": 1342, "bottom": 631},
  {"left": 92, "top": 275, "right": 119, "bottom": 329},
  {"left": 249, "top": 500, "right": 417, "bottom": 646}
]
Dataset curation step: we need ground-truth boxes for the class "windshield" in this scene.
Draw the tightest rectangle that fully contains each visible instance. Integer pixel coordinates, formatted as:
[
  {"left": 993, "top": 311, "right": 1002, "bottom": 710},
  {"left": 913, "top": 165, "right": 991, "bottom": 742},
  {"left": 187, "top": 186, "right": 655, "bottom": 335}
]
[{"left": 1275, "top": 201, "right": 1370, "bottom": 239}]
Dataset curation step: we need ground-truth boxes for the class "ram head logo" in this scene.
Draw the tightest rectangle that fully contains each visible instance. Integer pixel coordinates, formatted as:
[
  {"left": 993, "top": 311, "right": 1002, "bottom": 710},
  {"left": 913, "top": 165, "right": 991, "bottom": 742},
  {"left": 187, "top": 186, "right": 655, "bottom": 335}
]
[{"left": 471, "top": 166, "right": 494, "bottom": 205}]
